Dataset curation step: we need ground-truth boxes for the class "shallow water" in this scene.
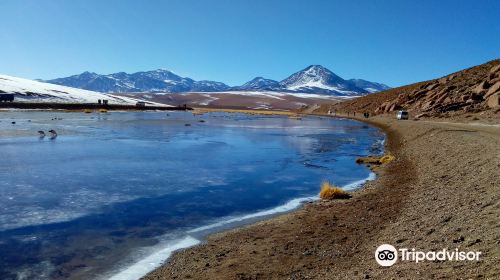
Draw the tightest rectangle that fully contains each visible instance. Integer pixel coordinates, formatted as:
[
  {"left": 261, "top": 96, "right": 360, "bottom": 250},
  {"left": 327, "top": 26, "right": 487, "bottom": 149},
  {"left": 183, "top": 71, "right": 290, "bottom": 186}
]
[{"left": 0, "top": 111, "right": 384, "bottom": 279}]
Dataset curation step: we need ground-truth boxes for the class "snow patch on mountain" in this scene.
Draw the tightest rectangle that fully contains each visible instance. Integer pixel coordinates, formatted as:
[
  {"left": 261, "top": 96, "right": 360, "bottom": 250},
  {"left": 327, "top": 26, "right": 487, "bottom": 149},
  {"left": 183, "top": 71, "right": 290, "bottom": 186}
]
[
  {"left": 0, "top": 74, "right": 165, "bottom": 105},
  {"left": 285, "top": 80, "right": 357, "bottom": 94},
  {"left": 202, "top": 91, "right": 346, "bottom": 100}
]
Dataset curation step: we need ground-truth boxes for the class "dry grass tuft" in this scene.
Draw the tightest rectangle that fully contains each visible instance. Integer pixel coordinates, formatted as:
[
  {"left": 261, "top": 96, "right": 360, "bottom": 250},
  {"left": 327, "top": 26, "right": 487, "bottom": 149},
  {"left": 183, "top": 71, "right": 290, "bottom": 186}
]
[
  {"left": 356, "top": 154, "right": 395, "bottom": 165},
  {"left": 319, "top": 182, "right": 352, "bottom": 200},
  {"left": 356, "top": 156, "right": 381, "bottom": 164},
  {"left": 379, "top": 154, "right": 395, "bottom": 164}
]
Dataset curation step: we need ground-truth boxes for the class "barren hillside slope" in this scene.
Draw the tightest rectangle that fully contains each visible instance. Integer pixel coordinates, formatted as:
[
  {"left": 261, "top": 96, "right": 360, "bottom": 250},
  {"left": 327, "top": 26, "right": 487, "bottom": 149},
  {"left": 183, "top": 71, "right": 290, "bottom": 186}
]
[{"left": 320, "top": 59, "right": 500, "bottom": 120}]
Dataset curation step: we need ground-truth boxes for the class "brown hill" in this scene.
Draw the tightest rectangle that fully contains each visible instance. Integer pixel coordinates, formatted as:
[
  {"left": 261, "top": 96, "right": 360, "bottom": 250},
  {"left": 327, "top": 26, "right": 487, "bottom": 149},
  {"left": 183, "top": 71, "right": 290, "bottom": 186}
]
[
  {"left": 118, "top": 92, "right": 339, "bottom": 111},
  {"left": 322, "top": 59, "right": 500, "bottom": 120}
]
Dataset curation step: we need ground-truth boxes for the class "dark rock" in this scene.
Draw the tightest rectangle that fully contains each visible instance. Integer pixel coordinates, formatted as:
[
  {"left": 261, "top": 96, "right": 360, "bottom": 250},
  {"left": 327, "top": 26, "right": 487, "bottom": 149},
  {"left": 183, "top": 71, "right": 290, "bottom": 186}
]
[
  {"left": 470, "top": 92, "right": 484, "bottom": 101},
  {"left": 453, "top": 236, "right": 465, "bottom": 243},
  {"left": 467, "top": 238, "right": 482, "bottom": 246}
]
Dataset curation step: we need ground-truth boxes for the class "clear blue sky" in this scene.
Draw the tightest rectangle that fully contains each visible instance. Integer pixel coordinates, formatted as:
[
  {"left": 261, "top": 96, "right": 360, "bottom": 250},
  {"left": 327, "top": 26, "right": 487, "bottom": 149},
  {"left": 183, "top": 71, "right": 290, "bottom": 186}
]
[{"left": 1, "top": 0, "right": 499, "bottom": 87}]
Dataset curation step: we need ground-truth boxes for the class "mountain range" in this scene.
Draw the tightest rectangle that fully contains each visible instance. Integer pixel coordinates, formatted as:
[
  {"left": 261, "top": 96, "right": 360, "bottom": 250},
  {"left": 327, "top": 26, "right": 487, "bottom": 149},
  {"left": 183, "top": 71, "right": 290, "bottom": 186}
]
[
  {"left": 0, "top": 74, "right": 162, "bottom": 106},
  {"left": 45, "top": 65, "right": 390, "bottom": 96}
]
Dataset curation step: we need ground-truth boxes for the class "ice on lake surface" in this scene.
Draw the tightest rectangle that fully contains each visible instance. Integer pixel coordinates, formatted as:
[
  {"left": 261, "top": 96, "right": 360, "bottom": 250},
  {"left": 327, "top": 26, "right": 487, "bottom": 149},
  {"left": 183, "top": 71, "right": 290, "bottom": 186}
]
[{"left": 0, "top": 111, "right": 384, "bottom": 280}]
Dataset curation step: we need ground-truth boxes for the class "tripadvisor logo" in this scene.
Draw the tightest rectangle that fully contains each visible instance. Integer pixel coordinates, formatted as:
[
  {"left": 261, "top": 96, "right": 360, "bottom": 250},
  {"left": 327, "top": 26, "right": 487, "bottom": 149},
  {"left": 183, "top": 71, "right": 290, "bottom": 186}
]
[
  {"left": 375, "top": 244, "right": 482, "bottom": 267},
  {"left": 375, "top": 244, "right": 398, "bottom": 266}
]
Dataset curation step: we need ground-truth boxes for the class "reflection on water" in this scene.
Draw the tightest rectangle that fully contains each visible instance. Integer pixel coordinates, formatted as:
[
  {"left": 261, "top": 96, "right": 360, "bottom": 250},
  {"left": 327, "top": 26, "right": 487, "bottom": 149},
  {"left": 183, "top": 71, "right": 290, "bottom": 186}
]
[{"left": 0, "top": 111, "right": 384, "bottom": 280}]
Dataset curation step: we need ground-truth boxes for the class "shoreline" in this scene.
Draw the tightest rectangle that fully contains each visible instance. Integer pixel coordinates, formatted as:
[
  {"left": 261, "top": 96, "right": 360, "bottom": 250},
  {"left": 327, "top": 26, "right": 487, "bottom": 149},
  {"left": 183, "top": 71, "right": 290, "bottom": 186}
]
[
  {"left": 112, "top": 115, "right": 392, "bottom": 280},
  {"left": 101, "top": 112, "right": 383, "bottom": 280},
  {"left": 107, "top": 171, "right": 378, "bottom": 280},
  {"left": 144, "top": 115, "right": 499, "bottom": 279}
]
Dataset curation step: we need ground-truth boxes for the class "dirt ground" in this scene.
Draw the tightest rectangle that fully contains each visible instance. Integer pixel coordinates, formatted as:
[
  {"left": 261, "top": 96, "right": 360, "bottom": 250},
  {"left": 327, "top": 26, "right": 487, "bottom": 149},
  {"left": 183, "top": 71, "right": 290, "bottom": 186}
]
[{"left": 144, "top": 115, "right": 500, "bottom": 280}]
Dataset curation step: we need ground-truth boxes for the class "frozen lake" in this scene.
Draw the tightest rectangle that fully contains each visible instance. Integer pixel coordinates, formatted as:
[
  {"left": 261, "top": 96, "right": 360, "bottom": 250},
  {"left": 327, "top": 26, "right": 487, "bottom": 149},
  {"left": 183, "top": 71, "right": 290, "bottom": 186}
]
[{"left": 0, "top": 111, "right": 384, "bottom": 279}]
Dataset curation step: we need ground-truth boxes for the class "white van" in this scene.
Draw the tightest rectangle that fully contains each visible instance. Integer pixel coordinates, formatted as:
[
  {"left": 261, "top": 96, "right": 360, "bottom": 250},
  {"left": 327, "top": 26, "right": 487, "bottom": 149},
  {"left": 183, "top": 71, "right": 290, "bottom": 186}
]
[{"left": 397, "top": 111, "right": 409, "bottom": 120}]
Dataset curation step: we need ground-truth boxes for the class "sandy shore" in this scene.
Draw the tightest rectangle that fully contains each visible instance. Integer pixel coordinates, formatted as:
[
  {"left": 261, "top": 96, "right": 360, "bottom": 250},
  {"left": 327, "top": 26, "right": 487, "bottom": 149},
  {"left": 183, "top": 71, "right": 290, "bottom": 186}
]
[{"left": 144, "top": 115, "right": 499, "bottom": 279}]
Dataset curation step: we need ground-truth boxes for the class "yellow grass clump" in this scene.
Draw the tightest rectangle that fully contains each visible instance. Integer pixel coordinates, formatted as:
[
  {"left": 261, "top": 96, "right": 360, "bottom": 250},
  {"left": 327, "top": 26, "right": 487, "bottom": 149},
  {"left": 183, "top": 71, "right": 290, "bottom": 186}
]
[
  {"left": 319, "top": 182, "right": 351, "bottom": 200},
  {"left": 379, "top": 154, "right": 395, "bottom": 164}
]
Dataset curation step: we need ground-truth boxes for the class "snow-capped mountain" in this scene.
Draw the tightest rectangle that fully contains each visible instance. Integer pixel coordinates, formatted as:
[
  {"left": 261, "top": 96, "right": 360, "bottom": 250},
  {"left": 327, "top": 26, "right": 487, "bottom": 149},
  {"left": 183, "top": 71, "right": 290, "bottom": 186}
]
[
  {"left": 234, "top": 65, "right": 389, "bottom": 96},
  {"left": 235, "top": 77, "right": 281, "bottom": 91},
  {"left": 46, "top": 66, "right": 390, "bottom": 96},
  {"left": 278, "top": 65, "right": 364, "bottom": 95},
  {"left": 190, "top": 80, "right": 230, "bottom": 92},
  {"left": 46, "top": 69, "right": 231, "bottom": 93},
  {"left": 0, "top": 74, "right": 162, "bottom": 105}
]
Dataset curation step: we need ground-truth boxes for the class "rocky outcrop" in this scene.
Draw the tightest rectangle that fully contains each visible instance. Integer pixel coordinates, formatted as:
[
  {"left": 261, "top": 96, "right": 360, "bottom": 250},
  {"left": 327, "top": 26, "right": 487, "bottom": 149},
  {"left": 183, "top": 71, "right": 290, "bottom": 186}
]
[
  {"left": 370, "top": 59, "right": 500, "bottom": 116},
  {"left": 486, "top": 92, "right": 500, "bottom": 109},
  {"left": 485, "top": 81, "right": 500, "bottom": 99}
]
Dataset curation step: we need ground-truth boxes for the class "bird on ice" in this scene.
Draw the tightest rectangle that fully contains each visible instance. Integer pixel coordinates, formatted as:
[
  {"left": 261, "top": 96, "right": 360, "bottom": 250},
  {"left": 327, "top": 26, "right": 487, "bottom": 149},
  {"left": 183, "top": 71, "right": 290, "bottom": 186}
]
[{"left": 48, "top": 129, "right": 57, "bottom": 139}]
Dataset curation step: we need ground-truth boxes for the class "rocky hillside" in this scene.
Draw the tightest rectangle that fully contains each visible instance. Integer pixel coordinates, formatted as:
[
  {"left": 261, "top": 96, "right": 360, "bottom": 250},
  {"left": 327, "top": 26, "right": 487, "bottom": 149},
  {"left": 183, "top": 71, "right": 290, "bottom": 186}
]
[{"left": 324, "top": 59, "right": 500, "bottom": 119}]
